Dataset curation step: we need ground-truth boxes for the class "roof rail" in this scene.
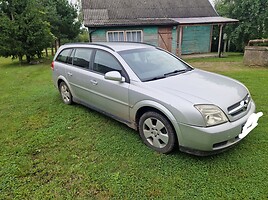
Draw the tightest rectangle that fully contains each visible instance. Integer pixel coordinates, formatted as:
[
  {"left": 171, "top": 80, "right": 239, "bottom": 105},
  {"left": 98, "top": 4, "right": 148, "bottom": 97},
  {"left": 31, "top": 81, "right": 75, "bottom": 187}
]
[
  {"left": 91, "top": 41, "right": 157, "bottom": 51},
  {"left": 114, "top": 41, "right": 156, "bottom": 47},
  {"left": 90, "top": 42, "right": 115, "bottom": 51},
  {"left": 61, "top": 41, "right": 156, "bottom": 51},
  {"left": 61, "top": 42, "right": 116, "bottom": 51}
]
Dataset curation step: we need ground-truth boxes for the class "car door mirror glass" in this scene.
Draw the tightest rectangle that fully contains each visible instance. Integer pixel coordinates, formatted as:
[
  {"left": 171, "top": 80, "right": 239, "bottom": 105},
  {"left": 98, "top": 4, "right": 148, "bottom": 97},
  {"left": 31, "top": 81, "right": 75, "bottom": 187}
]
[{"left": 104, "top": 71, "right": 125, "bottom": 82}]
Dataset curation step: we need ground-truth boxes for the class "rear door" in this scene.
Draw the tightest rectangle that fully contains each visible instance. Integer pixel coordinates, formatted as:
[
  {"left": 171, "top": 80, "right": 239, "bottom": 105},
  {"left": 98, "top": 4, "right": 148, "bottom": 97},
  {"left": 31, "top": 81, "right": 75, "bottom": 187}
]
[{"left": 65, "top": 48, "right": 94, "bottom": 100}]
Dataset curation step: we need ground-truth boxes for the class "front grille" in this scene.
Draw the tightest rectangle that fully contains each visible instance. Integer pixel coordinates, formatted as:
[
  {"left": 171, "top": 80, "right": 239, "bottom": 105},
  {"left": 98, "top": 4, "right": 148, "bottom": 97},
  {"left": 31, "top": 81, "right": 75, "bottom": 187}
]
[
  {"left": 228, "top": 94, "right": 251, "bottom": 116},
  {"left": 213, "top": 141, "right": 228, "bottom": 149}
]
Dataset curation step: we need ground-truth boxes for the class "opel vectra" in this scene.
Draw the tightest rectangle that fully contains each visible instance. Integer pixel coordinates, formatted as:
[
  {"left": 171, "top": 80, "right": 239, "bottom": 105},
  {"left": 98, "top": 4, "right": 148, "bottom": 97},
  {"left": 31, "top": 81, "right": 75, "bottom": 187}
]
[{"left": 52, "top": 42, "right": 262, "bottom": 155}]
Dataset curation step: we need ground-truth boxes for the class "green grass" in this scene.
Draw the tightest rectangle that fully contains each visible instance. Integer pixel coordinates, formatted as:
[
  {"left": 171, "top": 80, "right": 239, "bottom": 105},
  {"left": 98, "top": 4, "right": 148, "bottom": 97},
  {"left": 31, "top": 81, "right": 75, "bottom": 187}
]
[
  {"left": 183, "top": 52, "right": 245, "bottom": 63},
  {"left": 0, "top": 55, "right": 267, "bottom": 199}
]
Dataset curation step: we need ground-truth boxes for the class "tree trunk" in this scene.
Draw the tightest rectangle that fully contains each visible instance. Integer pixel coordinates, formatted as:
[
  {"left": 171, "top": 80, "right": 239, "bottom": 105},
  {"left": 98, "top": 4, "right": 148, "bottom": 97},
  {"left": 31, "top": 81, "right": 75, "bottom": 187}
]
[
  {"left": 19, "top": 55, "right": 23, "bottom": 65},
  {"left": 51, "top": 42, "right": 54, "bottom": 56},
  {"left": 37, "top": 51, "right": 42, "bottom": 59},
  {"left": 45, "top": 48, "right": 48, "bottom": 57},
  {"left": 55, "top": 40, "right": 58, "bottom": 52},
  {"left": 26, "top": 55, "right": 31, "bottom": 63}
]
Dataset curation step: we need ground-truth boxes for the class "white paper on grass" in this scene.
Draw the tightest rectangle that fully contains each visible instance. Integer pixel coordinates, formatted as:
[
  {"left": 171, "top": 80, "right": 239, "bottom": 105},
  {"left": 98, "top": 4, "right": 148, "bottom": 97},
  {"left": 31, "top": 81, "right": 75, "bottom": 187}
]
[{"left": 239, "top": 112, "right": 263, "bottom": 139}]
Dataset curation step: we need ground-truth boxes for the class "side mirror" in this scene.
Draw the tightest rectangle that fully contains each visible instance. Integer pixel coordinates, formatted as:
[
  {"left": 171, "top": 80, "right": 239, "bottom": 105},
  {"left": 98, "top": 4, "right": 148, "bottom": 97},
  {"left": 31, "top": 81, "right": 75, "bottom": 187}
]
[{"left": 104, "top": 71, "right": 125, "bottom": 82}]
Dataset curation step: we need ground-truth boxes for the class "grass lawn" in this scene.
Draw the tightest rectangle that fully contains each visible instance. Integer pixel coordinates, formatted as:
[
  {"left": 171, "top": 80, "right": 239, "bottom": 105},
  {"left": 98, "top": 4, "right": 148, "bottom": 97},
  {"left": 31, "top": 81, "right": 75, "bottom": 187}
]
[{"left": 0, "top": 54, "right": 267, "bottom": 199}]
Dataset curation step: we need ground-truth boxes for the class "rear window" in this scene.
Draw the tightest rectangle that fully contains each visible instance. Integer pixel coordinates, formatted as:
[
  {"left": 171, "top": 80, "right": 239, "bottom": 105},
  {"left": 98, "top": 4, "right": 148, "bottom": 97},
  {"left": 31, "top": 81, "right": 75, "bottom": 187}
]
[{"left": 56, "top": 49, "right": 72, "bottom": 63}]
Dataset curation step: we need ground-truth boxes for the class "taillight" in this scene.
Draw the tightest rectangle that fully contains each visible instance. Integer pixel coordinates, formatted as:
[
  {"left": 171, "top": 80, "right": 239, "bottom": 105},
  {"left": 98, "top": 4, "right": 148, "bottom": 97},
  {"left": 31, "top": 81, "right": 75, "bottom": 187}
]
[{"left": 51, "top": 61, "right": 54, "bottom": 70}]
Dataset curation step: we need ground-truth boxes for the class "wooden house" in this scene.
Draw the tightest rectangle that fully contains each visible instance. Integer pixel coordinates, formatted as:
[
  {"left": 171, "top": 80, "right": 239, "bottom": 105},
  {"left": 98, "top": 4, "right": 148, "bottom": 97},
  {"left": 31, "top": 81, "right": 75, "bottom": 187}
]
[{"left": 81, "top": 0, "right": 238, "bottom": 55}]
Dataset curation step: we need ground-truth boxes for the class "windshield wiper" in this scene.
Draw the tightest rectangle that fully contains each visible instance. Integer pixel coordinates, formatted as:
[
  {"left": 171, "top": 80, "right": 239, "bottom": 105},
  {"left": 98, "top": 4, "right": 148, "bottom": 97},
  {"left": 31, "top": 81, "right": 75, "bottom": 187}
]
[
  {"left": 164, "top": 69, "right": 191, "bottom": 77},
  {"left": 144, "top": 75, "right": 166, "bottom": 82},
  {"left": 144, "top": 68, "right": 192, "bottom": 82}
]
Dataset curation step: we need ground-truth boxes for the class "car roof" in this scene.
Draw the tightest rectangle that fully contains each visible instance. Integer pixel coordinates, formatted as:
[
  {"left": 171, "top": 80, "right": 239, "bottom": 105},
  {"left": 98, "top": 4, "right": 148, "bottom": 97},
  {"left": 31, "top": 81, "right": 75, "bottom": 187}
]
[{"left": 60, "top": 42, "right": 155, "bottom": 52}]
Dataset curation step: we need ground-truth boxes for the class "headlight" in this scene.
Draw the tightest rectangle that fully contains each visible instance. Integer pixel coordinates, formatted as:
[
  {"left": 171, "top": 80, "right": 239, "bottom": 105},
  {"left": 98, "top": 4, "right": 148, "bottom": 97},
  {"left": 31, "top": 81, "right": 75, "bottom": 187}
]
[{"left": 195, "top": 105, "right": 228, "bottom": 127}]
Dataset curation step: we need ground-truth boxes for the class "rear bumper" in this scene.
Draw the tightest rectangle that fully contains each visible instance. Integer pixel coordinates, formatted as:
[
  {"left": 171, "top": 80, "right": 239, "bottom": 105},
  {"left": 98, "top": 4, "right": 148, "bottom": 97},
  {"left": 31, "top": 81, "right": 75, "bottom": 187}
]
[{"left": 178, "top": 101, "right": 256, "bottom": 155}]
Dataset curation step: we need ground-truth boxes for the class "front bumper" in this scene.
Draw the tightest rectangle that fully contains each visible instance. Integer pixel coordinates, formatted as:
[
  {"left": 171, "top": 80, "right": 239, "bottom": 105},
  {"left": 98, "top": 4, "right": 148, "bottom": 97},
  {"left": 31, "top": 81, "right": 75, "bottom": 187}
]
[{"left": 178, "top": 101, "right": 256, "bottom": 155}]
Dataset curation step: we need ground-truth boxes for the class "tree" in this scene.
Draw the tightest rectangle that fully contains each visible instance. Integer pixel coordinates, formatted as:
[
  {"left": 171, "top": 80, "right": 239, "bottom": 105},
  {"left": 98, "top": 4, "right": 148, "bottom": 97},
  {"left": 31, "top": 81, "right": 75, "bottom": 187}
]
[
  {"left": 41, "top": 0, "right": 81, "bottom": 47},
  {"left": 75, "top": 28, "right": 89, "bottom": 43},
  {"left": 0, "top": 12, "right": 19, "bottom": 59},
  {"left": 215, "top": 0, "right": 268, "bottom": 51},
  {"left": 0, "top": 0, "right": 80, "bottom": 62},
  {"left": 0, "top": 0, "right": 53, "bottom": 62}
]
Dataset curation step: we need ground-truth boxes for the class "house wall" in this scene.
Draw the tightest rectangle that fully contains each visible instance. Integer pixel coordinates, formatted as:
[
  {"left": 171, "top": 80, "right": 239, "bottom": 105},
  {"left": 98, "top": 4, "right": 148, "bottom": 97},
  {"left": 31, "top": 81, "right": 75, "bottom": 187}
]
[
  {"left": 143, "top": 27, "right": 158, "bottom": 46},
  {"left": 90, "top": 26, "right": 177, "bottom": 53},
  {"left": 172, "top": 27, "right": 177, "bottom": 55},
  {"left": 90, "top": 27, "right": 159, "bottom": 45},
  {"left": 181, "top": 25, "right": 212, "bottom": 54},
  {"left": 89, "top": 25, "right": 211, "bottom": 55},
  {"left": 91, "top": 29, "right": 106, "bottom": 42}
]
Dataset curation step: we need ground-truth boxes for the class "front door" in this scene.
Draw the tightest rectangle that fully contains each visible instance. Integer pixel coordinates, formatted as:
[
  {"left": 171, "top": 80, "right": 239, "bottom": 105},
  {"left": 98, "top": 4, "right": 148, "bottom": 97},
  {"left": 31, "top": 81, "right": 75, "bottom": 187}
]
[
  {"left": 88, "top": 49, "right": 130, "bottom": 122},
  {"left": 158, "top": 27, "right": 172, "bottom": 52}
]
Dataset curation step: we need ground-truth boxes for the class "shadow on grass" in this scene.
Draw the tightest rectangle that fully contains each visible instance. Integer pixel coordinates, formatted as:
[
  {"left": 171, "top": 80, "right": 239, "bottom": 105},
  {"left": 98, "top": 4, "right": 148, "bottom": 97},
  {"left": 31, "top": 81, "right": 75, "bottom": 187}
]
[
  {"left": 0, "top": 56, "right": 53, "bottom": 68},
  {"left": 70, "top": 102, "right": 238, "bottom": 162}
]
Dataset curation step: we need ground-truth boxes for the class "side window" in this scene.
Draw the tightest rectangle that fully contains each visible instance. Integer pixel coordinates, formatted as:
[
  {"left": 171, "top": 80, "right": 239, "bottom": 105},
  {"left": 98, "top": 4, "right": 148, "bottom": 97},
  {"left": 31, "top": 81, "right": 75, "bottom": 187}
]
[
  {"left": 56, "top": 49, "right": 72, "bottom": 63},
  {"left": 93, "top": 50, "right": 122, "bottom": 74},
  {"left": 66, "top": 50, "right": 74, "bottom": 64},
  {"left": 73, "top": 48, "right": 93, "bottom": 69}
]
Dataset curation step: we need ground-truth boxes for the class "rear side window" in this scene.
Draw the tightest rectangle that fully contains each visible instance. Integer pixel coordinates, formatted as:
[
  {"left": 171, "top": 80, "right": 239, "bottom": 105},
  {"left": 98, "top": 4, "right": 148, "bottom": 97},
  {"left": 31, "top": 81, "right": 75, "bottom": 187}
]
[
  {"left": 73, "top": 48, "right": 93, "bottom": 69},
  {"left": 56, "top": 49, "right": 72, "bottom": 63},
  {"left": 93, "top": 50, "right": 122, "bottom": 74}
]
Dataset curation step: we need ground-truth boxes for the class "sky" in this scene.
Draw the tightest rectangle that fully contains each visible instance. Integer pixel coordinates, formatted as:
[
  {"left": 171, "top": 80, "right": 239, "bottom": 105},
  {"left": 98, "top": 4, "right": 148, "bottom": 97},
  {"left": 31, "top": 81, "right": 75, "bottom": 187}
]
[
  {"left": 209, "top": 0, "right": 215, "bottom": 6},
  {"left": 68, "top": 0, "right": 78, "bottom": 5}
]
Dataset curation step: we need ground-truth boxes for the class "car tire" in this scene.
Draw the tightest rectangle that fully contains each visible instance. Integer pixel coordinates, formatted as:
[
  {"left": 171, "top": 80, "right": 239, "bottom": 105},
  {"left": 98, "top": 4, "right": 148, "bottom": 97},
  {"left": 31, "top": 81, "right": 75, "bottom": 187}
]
[
  {"left": 138, "top": 111, "right": 176, "bottom": 154},
  {"left": 59, "top": 82, "right": 73, "bottom": 105}
]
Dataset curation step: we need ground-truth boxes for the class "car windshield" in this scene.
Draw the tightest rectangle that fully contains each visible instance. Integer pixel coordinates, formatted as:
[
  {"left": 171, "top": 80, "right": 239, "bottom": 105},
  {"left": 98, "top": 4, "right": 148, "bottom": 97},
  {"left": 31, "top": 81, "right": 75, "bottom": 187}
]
[{"left": 119, "top": 48, "right": 192, "bottom": 81}]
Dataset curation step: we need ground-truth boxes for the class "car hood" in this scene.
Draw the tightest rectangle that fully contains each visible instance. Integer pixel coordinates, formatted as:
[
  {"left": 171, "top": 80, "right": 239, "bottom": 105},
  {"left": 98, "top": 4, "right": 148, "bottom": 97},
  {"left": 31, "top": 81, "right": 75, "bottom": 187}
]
[{"left": 145, "top": 69, "right": 248, "bottom": 111}]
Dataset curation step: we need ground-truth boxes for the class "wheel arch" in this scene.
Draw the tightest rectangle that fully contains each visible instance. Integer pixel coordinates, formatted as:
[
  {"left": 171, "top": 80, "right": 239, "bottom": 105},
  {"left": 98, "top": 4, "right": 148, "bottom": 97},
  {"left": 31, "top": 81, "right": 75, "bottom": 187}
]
[
  {"left": 132, "top": 100, "right": 182, "bottom": 144},
  {"left": 56, "top": 75, "right": 69, "bottom": 89},
  {"left": 56, "top": 76, "right": 76, "bottom": 102},
  {"left": 56, "top": 76, "right": 75, "bottom": 95}
]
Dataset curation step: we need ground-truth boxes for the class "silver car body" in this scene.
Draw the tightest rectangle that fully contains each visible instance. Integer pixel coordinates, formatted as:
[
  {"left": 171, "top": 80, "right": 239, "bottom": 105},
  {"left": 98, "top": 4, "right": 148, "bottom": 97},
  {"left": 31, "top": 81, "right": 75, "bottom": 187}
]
[{"left": 52, "top": 42, "right": 260, "bottom": 155}]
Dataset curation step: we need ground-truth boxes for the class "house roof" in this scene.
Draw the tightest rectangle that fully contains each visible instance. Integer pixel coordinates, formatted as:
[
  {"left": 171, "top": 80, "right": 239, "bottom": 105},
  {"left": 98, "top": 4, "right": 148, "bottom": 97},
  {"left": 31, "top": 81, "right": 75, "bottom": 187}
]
[
  {"left": 172, "top": 17, "right": 239, "bottom": 25},
  {"left": 82, "top": 0, "right": 236, "bottom": 27}
]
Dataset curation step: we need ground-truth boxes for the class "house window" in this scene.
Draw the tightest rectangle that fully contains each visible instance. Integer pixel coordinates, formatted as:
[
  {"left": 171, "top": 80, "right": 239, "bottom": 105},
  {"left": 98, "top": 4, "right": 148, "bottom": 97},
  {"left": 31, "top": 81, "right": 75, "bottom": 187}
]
[
  {"left": 107, "top": 30, "right": 143, "bottom": 42},
  {"left": 107, "top": 31, "right": 124, "bottom": 42},
  {"left": 126, "top": 31, "right": 142, "bottom": 42}
]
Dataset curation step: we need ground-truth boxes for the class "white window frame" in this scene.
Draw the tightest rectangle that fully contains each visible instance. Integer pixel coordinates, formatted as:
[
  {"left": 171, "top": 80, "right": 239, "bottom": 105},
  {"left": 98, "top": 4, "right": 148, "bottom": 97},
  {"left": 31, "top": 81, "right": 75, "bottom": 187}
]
[
  {"left": 107, "top": 31, "right": 124, "bottom": 42},
  {"left": 106, "top": 30, "right": 143, "bottom": 42}
]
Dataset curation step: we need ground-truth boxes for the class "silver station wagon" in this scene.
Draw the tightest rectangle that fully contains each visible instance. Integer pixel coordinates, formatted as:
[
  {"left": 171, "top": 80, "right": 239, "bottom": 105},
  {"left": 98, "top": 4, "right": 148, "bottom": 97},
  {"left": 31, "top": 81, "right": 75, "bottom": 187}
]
[{"left": 52, "top": 42, "right": 262, "bottom": 155}]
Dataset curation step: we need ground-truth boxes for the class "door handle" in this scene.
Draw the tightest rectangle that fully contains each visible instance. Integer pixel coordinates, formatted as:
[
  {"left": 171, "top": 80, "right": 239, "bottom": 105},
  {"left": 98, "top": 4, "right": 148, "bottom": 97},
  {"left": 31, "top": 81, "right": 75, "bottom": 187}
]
[
  {"left": 90, "top": 80, "right": 98, "bottom": 85},
  {"left": 67, "top": 72, "right": 72, "bottom": 76}
]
